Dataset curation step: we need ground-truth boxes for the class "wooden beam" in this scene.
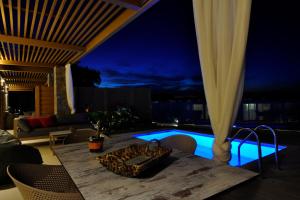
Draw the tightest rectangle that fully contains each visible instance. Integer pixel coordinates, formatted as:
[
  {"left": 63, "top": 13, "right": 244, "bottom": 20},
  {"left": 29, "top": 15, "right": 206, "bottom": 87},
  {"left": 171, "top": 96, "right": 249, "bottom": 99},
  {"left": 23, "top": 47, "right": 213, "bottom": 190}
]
[
  {"left": 0, "top": 65, "right": 52, "bottom": 73},
  {"left": 70, "top": 0, "right": 159, "bottom": 63},
  {"left": 0, "top": 35, "right": 85, "bottom": 52},
  {"left": 102, "top": 0, "right": 148, "bottom": 10},
  {"left": 35, "top": 86, "right": 41, "bottom": 116},
  {"left": 0, "top": 60, "right": 54, "bottom": 68},
  {"left": 4, "top": 77, "right": 47, "bottom": 82},
  {"left": 8, "top": 86, "right": 34, "bottom": 92}
]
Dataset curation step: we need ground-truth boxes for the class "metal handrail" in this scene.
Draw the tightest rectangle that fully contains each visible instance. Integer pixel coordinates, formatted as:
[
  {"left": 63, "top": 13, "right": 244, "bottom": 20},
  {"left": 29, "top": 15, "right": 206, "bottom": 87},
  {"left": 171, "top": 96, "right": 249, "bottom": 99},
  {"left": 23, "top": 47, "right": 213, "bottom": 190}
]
[
  {"left": 254, "top": 125, "right": 279, "bottom": 169},
  {"left": 230, "top": 128, "right": 263, "bottom": 173},
  {"left": 230, "top": 128, "right": 254, "bottom": 142}
]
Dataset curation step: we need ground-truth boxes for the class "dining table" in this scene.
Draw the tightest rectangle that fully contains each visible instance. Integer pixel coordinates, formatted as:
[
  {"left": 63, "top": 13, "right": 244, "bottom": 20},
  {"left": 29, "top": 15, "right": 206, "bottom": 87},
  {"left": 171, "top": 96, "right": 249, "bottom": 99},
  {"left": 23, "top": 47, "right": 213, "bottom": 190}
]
[{"left": 53, "top": 131, "right": 257, "bottom": 200}]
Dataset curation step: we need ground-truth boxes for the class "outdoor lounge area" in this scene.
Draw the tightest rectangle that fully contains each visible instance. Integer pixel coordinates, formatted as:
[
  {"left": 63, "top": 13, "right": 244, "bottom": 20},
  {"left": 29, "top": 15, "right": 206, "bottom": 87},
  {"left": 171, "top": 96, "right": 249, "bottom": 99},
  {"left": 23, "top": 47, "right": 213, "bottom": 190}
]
[{"left": 0, "top": 0, "right": 300, "bottom": 200}]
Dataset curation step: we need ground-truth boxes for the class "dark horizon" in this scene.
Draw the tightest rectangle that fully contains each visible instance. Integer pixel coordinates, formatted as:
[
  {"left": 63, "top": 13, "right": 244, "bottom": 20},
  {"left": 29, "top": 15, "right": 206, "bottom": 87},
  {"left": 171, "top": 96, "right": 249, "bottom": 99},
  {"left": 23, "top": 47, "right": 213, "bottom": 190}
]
[{"left": 80, "top": 0, "right": 300, "bottom": 98}]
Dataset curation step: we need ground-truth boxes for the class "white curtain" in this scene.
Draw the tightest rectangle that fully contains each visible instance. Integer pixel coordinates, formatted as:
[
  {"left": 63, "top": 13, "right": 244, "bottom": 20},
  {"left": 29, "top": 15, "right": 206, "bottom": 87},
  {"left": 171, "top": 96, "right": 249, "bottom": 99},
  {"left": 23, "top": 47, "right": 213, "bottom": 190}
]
[
  {"left": 193, "top": 0, "right": 252, "bottom": 162},
  {"left": 65, "top": 63, "right": 76, "bottom": 114}
]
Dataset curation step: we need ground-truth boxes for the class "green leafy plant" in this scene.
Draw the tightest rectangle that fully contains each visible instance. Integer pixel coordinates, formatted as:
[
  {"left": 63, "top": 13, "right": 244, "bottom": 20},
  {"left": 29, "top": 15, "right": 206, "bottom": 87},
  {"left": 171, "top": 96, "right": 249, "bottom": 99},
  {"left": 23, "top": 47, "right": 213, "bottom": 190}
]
[{"left": 88, "top": 107, "right": 140, "bottom": 135}]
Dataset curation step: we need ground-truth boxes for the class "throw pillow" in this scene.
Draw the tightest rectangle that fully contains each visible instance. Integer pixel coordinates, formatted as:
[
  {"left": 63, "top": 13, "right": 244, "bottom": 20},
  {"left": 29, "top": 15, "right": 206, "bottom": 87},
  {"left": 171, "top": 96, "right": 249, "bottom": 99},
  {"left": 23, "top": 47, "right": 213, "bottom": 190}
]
[
  {"left": 39, "top": 116, "right": 57, "bottom": 128},
  {"left": 26, "top": 118, "right": 42, "bottom": 129}
]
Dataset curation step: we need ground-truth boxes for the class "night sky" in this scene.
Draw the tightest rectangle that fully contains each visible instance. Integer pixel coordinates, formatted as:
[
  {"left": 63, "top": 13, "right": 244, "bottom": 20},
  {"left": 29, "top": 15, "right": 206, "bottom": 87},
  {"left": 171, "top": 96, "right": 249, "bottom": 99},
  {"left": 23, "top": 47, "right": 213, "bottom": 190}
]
[{"left": 80, "top": 0, "right": 300, "bottom": 96}]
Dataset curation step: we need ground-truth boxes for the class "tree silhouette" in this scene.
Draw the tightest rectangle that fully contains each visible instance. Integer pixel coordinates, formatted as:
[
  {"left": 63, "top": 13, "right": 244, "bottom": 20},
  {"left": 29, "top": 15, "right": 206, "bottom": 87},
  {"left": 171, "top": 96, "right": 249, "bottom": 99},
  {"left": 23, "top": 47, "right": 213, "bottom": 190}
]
[{"left": 71, "top": 63, "right": 101, "bottom": 87}]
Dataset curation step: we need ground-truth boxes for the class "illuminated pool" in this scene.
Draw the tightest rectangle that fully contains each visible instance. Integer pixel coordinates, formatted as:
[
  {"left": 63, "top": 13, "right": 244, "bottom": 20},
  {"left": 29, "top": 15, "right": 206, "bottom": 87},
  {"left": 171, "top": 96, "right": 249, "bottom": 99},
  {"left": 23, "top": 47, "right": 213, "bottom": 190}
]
[{"left": 134, "top": 129, "right": 286, "bottom": 166}]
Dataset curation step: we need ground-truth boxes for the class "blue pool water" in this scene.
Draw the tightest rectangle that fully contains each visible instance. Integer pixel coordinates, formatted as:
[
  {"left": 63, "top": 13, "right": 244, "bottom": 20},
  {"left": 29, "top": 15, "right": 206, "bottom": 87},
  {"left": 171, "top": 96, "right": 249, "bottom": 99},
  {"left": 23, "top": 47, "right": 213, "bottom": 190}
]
[{"left": 134, "top": 129, "right": 286, "bottom": 166}]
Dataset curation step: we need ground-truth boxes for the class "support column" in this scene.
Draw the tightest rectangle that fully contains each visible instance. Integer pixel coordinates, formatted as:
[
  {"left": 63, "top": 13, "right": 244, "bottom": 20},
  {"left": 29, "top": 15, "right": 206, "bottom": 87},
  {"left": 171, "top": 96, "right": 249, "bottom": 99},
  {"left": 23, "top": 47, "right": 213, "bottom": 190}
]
[
  {"left": 54, "top": 66, "right": 70, "bottom": 116},
  {"left": 0, "top": 77, "right": 6, "bottom": 129}
]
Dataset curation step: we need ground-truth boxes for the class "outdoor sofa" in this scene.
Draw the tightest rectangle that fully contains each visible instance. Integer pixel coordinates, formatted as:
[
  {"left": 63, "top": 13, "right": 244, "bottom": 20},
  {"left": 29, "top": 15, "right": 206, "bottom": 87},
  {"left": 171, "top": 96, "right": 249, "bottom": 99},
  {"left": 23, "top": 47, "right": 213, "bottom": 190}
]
[{"left": 13, "top": 113, "right": 92, "bottom": 139}]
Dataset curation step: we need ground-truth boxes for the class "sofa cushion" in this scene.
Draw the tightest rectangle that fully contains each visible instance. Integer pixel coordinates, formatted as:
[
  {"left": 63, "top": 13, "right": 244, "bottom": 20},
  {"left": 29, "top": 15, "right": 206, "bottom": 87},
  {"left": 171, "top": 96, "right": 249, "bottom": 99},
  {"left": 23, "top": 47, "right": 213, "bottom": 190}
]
[
  {"left": 18, "top": 118, "right": 31, "bottom": 132},
  {"left": 39, "top": 115, "right": 57, "bottom": 128},
  {"left": 26, "top": 118, "right": 42, "bottom": 129}
]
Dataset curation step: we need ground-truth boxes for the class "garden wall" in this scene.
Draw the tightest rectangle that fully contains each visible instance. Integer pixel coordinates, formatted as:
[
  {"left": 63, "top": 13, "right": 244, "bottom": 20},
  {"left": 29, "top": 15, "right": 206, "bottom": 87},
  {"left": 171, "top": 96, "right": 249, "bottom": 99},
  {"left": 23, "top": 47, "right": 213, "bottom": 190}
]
[{"left": 74, "top": 87, "right": 152, "bottom": 121}]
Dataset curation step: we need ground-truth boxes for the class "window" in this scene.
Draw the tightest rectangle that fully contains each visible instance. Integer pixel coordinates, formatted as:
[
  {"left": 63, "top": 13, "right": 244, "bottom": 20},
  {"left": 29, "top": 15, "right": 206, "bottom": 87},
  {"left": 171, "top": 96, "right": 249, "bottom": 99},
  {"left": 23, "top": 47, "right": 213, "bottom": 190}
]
[
  {"left": 193, "top": 104, "right": 203, "bottom": 111},
  {"left": 243, "top": 103, "right": 257, "bottom": 121}
]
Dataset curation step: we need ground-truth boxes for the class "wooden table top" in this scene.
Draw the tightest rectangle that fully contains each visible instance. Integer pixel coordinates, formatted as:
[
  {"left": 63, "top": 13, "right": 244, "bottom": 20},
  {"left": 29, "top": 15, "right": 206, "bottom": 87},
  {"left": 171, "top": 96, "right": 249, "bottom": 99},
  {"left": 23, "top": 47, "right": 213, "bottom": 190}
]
[{"left": 53, "top": 132, "right": 257, "bottom": 200}]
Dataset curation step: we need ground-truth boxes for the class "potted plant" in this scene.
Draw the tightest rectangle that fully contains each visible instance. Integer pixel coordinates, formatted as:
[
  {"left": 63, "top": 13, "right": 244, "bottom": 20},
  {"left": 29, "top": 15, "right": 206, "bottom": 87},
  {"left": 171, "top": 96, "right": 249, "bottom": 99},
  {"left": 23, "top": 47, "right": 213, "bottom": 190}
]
[{"left": 88, "top": 121, "right": 105, "bottom": 152}]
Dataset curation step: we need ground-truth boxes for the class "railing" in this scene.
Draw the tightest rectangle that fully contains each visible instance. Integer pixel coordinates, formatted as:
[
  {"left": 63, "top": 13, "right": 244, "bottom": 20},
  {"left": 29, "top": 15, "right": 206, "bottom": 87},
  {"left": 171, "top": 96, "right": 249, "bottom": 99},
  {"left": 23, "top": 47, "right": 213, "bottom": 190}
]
[
  {"left": 230, "top": 128, "right": 263, "bottom": 173},
  {"left": 254, "top": 125, "right": 280, "bottom": 169}
]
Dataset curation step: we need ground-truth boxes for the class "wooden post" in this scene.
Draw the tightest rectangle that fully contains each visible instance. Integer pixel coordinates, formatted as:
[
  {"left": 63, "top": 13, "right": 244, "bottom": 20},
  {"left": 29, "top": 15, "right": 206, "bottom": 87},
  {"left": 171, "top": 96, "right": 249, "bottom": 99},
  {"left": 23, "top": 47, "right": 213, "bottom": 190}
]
[{"left": 35, "top": 86, "right": 41, "bottom": 116}]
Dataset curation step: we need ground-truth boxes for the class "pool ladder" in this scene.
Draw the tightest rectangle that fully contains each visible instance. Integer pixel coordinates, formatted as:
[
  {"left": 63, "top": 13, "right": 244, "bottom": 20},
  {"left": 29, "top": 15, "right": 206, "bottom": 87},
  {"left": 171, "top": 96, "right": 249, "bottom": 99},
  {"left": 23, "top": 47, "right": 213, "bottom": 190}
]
[{"left": 230, "top": 125, "right": 280, "bottom": 173}]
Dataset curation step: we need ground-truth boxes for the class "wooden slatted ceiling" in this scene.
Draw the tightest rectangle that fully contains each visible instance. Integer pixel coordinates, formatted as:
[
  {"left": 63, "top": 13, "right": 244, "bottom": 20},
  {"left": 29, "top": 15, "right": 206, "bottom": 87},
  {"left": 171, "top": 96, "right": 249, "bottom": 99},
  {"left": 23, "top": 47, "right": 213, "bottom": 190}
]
[
  {"left": 0, "top": 0, "right": 159, "bottom": 68},
  {"left": 0, "top": 70, "right": 47, "bottom": 89}
]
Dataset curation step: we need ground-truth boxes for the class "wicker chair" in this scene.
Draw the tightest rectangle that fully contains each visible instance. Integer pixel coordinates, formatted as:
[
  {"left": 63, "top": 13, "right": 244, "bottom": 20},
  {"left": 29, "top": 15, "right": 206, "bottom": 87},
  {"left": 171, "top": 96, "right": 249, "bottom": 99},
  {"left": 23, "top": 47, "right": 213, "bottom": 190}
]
[
  {"left": 160, "top": 134, "right": 197, "bottom": 154},
  {"left": 7, "top": 164, "right": 83, "bottom": 200}
]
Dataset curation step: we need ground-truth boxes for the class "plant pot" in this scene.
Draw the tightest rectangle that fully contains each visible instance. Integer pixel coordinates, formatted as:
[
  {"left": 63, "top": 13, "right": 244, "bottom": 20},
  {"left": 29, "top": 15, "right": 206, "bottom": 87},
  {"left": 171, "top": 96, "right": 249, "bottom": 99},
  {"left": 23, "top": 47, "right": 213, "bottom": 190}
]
[{"left": 88, "top": 136, "right": 104, "bottom": 152}]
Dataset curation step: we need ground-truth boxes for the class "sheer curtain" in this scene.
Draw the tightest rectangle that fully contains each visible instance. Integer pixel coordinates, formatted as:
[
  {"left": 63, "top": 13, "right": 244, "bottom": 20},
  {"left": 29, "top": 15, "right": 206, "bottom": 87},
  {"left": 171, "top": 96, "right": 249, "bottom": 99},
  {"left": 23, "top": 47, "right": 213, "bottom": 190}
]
[
  {"left": 65, "top": 63, "right": 76, "bottom": 114},
  {"left": 193, "top": 0, "right": 252, "bottom": 162}
]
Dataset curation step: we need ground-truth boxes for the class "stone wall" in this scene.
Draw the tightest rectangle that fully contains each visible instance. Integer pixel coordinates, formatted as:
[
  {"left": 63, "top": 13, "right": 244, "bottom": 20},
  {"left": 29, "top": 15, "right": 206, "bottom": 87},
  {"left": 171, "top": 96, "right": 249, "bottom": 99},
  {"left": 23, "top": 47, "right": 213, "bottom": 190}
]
[{"left": 54, "top": 66, "right": 70, "bottom": 116}]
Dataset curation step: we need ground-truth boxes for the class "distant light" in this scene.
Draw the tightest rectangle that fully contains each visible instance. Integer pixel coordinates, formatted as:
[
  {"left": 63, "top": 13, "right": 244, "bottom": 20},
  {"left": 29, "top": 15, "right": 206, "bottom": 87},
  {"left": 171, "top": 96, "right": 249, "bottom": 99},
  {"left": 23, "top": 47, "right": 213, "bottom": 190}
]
[{"left": 174, "top": 118, "right": 179, "bottom": 123}]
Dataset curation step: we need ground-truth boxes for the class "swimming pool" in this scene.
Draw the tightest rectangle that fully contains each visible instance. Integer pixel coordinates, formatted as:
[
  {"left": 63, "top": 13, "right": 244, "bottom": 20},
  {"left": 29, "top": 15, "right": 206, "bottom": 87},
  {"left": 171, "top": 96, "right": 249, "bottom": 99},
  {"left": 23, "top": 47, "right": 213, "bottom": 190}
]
[{"left": 134, "top": 129, "right": 286, "bottom": 166}]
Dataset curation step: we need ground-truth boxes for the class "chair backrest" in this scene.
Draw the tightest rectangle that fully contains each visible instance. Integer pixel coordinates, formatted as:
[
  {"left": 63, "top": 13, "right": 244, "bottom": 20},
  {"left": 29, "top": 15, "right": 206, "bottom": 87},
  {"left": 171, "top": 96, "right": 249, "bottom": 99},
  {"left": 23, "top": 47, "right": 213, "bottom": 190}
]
[
  {"left": 160, "top": 134, "right": 197, "bottom": 154},
  {"left": 7, "top": 164, "right": 83, "bottom": 200}
]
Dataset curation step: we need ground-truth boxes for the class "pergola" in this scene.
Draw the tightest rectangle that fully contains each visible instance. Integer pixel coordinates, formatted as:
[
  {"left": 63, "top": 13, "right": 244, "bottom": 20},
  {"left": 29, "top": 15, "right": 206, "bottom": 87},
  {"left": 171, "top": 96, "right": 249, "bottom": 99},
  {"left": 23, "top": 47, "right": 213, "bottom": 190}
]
[{"left": 0, "top": 0, "right": 159, "bottom": 128}]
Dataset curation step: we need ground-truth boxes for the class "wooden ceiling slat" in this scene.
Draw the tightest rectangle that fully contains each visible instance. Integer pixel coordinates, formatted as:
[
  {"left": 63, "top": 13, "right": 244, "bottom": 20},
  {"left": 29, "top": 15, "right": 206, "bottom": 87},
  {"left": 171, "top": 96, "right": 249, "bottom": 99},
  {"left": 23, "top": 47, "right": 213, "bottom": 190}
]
[
  {"left": 55, "top": 51, "right": 69, "bottom": 64},
  {"left": 12, "top": 43, "right": 16, "bottom": 60},
  {"left": 8, "top": 0, "right": 16, "bottom": 60},
  {"left": 21, "top": 45, "right": 25, "bottom": 61},
  {"left": 66, "top": 1, "right": 103, "bottom": 44},
  {"left": 30, "top": 0, "right": 39, "bottom": 38},
  {"left": 8, "top": 0, "right": 14, "bottom": 36},
  {"left": 0, "top": 42, "right": 7, "bottom": 60},
  {"left": 60, "top": 52, "right": 75, "bottom": 64},
  {"left": 30, "top": 46, "right": 36, "bottom": 62},
  {"left": 61, "top": 0, "right": 94, "bottom": 44},
  {"left": 37, "top": 48, "right": 46, "bottom": 63},
  {"left": 47, "top": 49, "right": 60, "bottom": 64},
  {"left": 17, "top": 0, "right": 20, "bottom": 37},
  {"left": 72, "top": 3, "right": 111, "bottom": 45},
  {"left": 56, "top": 0, "right": 85, "bottom": 43},
  {"left": 33, "top": 47, "right": 41, "bottom": 63},
  {"left": 0, "top": 0, "right": 7, "bottom": 35},
  {"left": 36, "top": 0, "right": 48, "bottom": 39},
  {"left": 40, "top": 0, "right": 57, "bottom": 40},
  {"left": 43, "top": 48, "right": 54, "bottom": 63},
  {"left": 17, "top": 0, "right": 21, "bottom": 61},
  {"left": 47, "top": 0, "right": 66, "bottom": 41},
  {"left": 6, "top": 43, "right": 12, "bottom": 60},
  {"left": 51, "top": 0, "right": 76, "bottom": 42},
  {"left": 40, "top": 48, "right": 53, "bottom": 63},
  {"left": 24, "top": 0, "right": 30, "bottom": 37},
  {"left": 77, "top": 6, "right": 122, "bottom": 46},
  {"left": 0, "top": 48, "right": 3, "bottom": 59},
  {"left": 25, "top": 45, "right": 30, "bottom": 62}
]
